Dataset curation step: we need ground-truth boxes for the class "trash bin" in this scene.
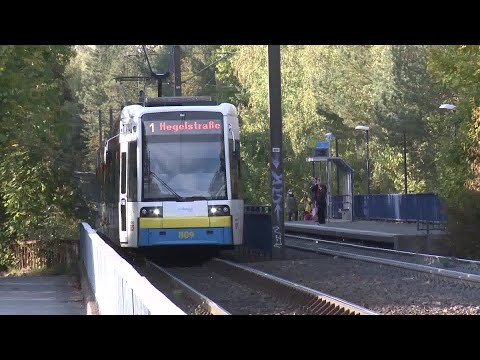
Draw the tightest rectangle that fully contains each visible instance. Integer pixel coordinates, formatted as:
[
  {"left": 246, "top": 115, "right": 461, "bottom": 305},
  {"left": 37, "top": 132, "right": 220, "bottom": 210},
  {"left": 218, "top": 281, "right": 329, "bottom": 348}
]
[{"left": 341, "top": 209, "right": 351, "bottom": 221}]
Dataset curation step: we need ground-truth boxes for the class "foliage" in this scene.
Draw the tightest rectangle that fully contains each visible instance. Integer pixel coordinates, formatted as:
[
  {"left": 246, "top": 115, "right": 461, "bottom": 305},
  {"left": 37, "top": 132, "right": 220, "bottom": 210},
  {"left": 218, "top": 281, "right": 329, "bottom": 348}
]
[
  {"left": 0, "top": 45, "right": 85, "bottom": 269},
  {"left": 427, "top": 46, "right": 480, "bottom": 256},
  {"left": 2, "top": 44, "right": 477, "bottom": 266},
  {"left": 0, "top": 241, "right": 15, "bottom": 271},
  {"left": 445, "top": 188, "right": 480, "bottom": 259},
  {"left": 427, "top": 45, "right": 480, "bottom": 200},
  {"left": 214, "top": 45, "right": 451, "bottom": 203},
  {"left": 71, "top": 45, "right": 230, "bottom": 173}
]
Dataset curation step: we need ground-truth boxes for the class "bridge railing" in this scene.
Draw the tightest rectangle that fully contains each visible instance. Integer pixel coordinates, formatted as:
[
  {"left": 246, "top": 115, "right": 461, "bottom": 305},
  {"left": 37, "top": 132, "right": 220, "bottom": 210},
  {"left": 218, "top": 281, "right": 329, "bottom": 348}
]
[{"left": 79, "top": 222, "right": 185, "bottom": 315}]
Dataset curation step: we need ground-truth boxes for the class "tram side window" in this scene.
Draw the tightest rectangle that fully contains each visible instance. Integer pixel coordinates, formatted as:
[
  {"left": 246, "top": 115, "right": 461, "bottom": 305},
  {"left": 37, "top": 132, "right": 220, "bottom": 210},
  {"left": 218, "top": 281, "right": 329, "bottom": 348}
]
[
  {"left": 114, "top": 148, "right": 120, "bottom": 204},
  {"left": 105, "top": 150, "right": 113, "bottom": 204},
  {"left": 96, "top": 170, "right": 101, "bottom": 202},
  {"left": 127, "top": 141, "right": 137, "bottom": 202},
  {"left": 229, "top": 139, "right": 242, "bottom": 199},
  {"left": 121, "top": 152, "right": 126, "bottom": 195},
  {"left": 107, "top": 146, "right": 120, "bottom": 204},
  {"left": 96, "top": 150, "right": 103, "bottom": 203}
]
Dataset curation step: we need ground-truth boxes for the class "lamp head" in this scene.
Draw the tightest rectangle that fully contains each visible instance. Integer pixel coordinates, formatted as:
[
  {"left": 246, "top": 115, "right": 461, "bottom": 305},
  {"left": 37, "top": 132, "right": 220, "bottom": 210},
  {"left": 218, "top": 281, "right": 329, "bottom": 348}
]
[{"left": 355, "top": 125, "right": 369, "bottom": 131}]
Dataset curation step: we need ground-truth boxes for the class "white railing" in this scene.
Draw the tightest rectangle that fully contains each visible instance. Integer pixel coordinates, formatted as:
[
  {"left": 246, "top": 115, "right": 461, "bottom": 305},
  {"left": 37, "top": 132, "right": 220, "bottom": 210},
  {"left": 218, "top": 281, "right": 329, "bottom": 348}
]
[{"left": 79, "top": 223, "right": 185, "bottom": 315}]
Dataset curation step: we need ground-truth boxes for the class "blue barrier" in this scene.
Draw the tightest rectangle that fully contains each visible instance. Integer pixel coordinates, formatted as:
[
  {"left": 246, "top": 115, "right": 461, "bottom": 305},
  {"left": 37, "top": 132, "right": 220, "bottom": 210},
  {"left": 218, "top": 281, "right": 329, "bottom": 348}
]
[
  {"left": 243, "top": 205, "right": 272, "bottom": 255},
  {"left": 244, "top": 194, "right": 446, "bottom": 245},
  {"left": 415, "top": 193, "right": 448, "bottom": 222},
  {"left": 352, "top": 193, "right": 447, "bottom": 222}
]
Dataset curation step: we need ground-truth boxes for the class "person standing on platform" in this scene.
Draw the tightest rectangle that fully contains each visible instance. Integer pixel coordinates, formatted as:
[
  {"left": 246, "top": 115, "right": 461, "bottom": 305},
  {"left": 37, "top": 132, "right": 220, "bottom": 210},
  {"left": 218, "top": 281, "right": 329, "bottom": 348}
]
[
  {"left": 317, "top": 184, "right": 327, "bottom": 224},
  {"left": 300, "top": 191, "right": 313, "bottom": 220},
  {"left": 311, "top": 178, "right": 327, "bottom": 224},
  {"left": 286, "top": 189, "right": 298, "bottom": 221}
]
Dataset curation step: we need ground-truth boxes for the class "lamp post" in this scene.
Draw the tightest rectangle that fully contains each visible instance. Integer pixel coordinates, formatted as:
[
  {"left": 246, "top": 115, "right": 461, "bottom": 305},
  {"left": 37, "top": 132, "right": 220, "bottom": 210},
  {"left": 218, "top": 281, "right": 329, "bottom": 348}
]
[
  {"left": 326, "top": 132, "right": 340, "bottom": 193},
  {"left": 439, "top": 103, "right": 457, "bottom": 137},
  {"left": 325, "top": 131, "right": 339, "bottom": 157},
  {"left": 391, "top": 114, "right": 407, "bottom": 195},
  {"left": 325, "top": 132, "right": 333, "bottom": 221},
  {"left": 355, "top": 125, "right": 370, "bottom": 195},
  {"left": 439, "top": 103, "right": 456, "bottom": 110},
  {"left": 402, "top": 130, "right": 407, "bottom": 194}
]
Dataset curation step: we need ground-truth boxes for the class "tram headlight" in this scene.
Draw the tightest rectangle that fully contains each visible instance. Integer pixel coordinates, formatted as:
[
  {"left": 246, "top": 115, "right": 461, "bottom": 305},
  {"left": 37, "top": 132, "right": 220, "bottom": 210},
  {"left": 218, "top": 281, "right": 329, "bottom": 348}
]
[
  {"left": 140, "top": 206, "right": 163, "bottom": 217},
  {"left": 208, "top": 205, "right": 230, "bottom": 216}
]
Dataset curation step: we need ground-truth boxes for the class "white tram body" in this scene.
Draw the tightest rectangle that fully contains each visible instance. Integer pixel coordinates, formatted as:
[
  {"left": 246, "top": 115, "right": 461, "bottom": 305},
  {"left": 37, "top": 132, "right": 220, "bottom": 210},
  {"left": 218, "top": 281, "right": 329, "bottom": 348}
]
[{"left": 96, "top": 96, "right": 243, "bottom": 250}]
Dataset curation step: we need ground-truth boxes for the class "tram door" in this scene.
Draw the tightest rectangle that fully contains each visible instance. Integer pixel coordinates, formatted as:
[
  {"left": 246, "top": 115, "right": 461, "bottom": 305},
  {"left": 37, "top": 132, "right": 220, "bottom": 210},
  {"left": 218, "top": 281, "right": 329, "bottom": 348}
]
[
  {"left": 119, "top": 140, "right": 138, "bottom": 245},
  {"left": 119, "top": 143, "right": 127, "bottom": 244}
]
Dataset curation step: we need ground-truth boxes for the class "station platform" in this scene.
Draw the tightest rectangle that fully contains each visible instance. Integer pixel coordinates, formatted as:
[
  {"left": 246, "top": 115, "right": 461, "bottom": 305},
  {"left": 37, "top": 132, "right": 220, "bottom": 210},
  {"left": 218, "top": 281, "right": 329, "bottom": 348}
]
[
  {"left": 285, "top": 219, "right": 449, "bottom": 254},
  {"left": 0, "top": 275, "right": 85, "bottom": 315}
]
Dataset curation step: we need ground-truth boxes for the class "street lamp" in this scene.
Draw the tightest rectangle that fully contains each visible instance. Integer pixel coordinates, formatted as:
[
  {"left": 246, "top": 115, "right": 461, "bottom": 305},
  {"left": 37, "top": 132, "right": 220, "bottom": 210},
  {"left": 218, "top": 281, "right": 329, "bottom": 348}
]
[
  {"left": 327, "top": 131, "right": 341, "bottom": 194},
  {"left": 391, "top": 114, "right": 408, "bottom": 195},
  {"left": 439, "top": 103, "right": 457, "bottom": 137},
  {"left": 325, "top": 132, "right": 339, "bottom": 157},
  {"left": 355, "top": 125, "right": 370, "bottom": 195},
  {"left": 439, "top": 103, "right": 456, "bottom": 110}
]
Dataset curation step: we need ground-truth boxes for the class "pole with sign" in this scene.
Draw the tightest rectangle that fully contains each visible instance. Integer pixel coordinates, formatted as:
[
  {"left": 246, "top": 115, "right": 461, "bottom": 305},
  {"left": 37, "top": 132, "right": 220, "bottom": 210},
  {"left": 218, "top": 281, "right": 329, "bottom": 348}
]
[{"left": 268, "top": 45, "right": 284, "bottom": 258}]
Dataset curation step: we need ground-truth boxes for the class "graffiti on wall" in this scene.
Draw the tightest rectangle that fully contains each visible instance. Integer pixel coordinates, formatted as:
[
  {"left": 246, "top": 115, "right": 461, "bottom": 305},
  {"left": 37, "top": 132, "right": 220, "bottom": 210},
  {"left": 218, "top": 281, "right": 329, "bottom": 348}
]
[{"left": 271, "top": 150, "right": 283, "bottom": 248}]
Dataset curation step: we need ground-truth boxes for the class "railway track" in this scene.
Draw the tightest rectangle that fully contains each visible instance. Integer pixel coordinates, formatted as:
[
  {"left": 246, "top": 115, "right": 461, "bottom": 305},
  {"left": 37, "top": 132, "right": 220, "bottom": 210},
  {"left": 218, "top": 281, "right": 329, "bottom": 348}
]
[
  {"left": 285, "top": 234, "right": 480, "bottom": 285},
  {"left": 100, "top": 233, "right": 376, "bottom": 314},
  {"left": 143, "top": 260, "right": 230, "bottom": 315},
  {"left": 241, "top": 237, "right": 480, "bottom": 314},
  {"left": 162, "top": 257, "right": 377, "bottom": 315}
]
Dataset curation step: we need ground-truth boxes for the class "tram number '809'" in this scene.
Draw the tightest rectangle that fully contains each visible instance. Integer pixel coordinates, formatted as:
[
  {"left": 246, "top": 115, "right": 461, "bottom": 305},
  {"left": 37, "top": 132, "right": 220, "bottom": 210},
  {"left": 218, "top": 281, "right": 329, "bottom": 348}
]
[{"left": 178, "top": 231, "right": 195, "bottom": 239}]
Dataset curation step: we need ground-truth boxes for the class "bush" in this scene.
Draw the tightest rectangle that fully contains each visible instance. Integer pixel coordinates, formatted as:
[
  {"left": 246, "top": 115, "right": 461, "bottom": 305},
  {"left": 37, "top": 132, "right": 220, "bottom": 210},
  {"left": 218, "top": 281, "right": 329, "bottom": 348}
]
[
  {"left": 0, "top": 240, "right": 16, "bottom": 271},
  {"left": 445, "top": 189, "right": 480, "bottom": 259}
]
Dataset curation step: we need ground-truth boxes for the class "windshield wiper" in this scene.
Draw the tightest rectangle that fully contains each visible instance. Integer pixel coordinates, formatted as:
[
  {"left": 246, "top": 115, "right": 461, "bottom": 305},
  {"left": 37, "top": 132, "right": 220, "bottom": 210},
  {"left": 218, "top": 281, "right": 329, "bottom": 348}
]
[
  {"left": 149, "top": 171, "right": 184, "bottom": 201},
  {"left": 189, "top": 196, "right": 208, "bottom": 201}
]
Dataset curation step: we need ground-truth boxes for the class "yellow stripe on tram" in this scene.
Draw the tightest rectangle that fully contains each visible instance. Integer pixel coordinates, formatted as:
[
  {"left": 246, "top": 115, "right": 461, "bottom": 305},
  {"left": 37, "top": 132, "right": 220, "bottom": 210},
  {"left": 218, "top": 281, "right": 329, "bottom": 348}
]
[
  {"left": 139, "top": 218, "right": 163, "bottom": 228},
  {"left": 163, "top": 217, "right": 210, "bottom": 228},
  {"left": 209, "top": 216, "right": 231, "bottom": 227},
  {"left": 139, "top": 216, "right": 232, "bottom": 228}
]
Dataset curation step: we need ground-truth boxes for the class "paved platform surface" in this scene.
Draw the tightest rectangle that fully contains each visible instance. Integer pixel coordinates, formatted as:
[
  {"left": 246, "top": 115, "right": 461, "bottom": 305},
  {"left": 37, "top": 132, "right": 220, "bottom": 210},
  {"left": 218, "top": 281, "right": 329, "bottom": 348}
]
[
  {"left": 285, "top": 219, "right": 449, "bottom": 254},
  {"left": 286, "top": 219, "right": 446, "bottom": 236},
  {"left": 0, "top": 275, "right": 85, "bottom": 315}
]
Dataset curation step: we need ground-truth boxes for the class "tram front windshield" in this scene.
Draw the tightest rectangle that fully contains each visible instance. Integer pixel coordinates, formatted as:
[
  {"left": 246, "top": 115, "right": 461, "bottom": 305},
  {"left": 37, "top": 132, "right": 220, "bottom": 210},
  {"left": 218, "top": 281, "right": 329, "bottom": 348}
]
[{"left": 142, "top": 112, "right": 227, "bottom": 201}]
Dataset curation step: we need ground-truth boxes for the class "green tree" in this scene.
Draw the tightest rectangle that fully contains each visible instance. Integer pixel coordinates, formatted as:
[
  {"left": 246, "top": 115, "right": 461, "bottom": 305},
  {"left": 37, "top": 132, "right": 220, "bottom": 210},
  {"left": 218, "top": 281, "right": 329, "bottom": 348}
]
[{"left": 0, "top": 45, "right": 86, "bottom": 268}]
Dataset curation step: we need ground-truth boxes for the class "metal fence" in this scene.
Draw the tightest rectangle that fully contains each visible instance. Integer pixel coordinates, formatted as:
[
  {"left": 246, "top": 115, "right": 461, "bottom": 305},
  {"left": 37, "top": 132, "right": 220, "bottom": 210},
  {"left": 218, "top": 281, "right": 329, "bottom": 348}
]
[
  {"left": 79, "top": 222, "right": 185, "bottom": 315},
  {"left": 352, "top": 193, "right": 447, "bottom": 223},
  {"left": 11, "top": 239, "right": 79, "bottom": 271},
  {"left": 241, "top": 194, "right": 446, "bottom": 254}
]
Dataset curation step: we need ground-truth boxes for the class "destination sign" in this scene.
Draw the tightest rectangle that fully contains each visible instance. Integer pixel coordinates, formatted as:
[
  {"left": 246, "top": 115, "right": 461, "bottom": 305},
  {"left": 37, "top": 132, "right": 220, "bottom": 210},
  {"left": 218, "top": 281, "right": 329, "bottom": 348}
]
[{"left": 143, "top": 119, "right": 223, "bottom": 135}]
